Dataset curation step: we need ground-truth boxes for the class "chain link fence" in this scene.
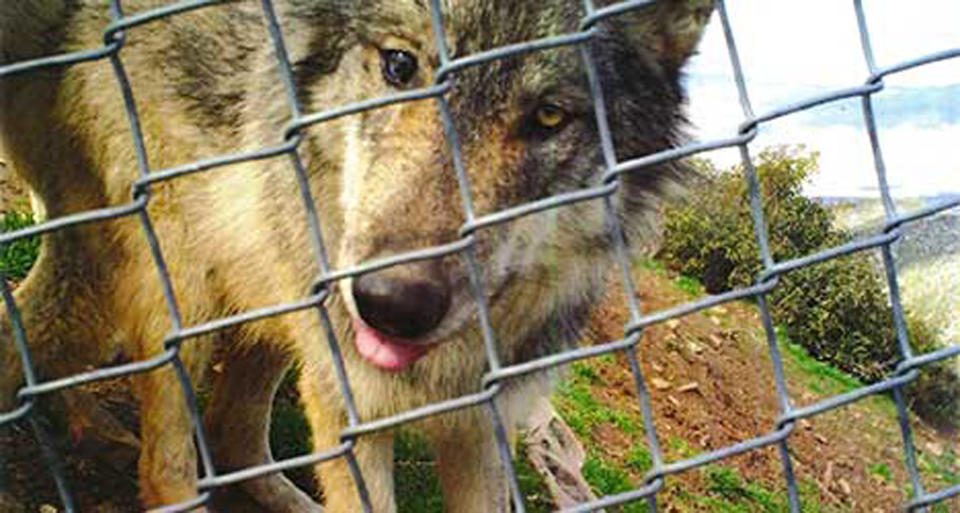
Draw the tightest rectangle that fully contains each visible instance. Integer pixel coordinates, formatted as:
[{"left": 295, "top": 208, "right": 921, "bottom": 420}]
[{"left": 0, "top": 0, "right": 958, "bottom": 511}]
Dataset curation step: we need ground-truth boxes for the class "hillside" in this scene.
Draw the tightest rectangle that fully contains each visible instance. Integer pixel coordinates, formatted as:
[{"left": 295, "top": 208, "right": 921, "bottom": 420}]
[
  {"left": 3, "top": 258, "right": 957, "bottom": 511},
  {"left": 560, "top": 262, "right": 957, "bottom": 511}
]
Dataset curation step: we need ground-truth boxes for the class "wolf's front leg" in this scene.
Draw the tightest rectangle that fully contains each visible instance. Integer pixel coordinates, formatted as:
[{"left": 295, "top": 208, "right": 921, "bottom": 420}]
[
  {"left": 136, "top": 366, "right": 207, "bottom": 510},
  {"left": 300, "top": 371, "right": 396, "bottom": 513},
  {"left": 430, "top": 411, "right": 513, "bottom": 513}
]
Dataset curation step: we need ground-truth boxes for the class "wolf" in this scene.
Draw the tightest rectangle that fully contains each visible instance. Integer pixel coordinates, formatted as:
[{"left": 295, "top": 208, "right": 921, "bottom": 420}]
[{"left": 0, "top": 0, "right": 711, "bottom": 511}]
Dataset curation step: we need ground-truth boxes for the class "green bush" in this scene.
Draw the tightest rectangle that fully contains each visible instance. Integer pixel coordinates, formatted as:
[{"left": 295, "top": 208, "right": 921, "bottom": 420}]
[
  {"left": 659, "top": 147, "right": 841, "bottom": 294},
  {"left": 0, "top": 210, "right": 40, "bottom": 280},
  {"left": 657, "top": 146, "right": 958, "bottom": 427}
]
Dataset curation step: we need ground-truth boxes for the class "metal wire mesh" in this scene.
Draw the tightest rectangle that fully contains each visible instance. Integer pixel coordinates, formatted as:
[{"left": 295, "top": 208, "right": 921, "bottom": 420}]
[{"left": 0, "top": 0, "right": 957, "bottom": 511}]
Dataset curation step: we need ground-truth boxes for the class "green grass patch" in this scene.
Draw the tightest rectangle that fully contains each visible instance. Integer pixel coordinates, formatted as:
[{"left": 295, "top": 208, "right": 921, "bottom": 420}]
[
  {"left": 0, "top": 210, "right": 40, "bottom": 280},
  {"left": 705, "top": 465, "right": 781, "bottom": 511},
  {"left": 626, "top": 443, "right": 653, "bottom": 474},
  {"left": 554, "top": 362, "right": 642, "bottom": 437},
  {"left": 691, "top": 465, "right": 833, "bottom": 513},
  {"left": 597, "top": 353, "right": 618, "bottom": 365},
  {"left": 270, "top": 401, "right": 312, "bottom": 460},
  {"left": 553, "top": 358, "right": 653, "bottom": 511},
  {"left": 394, "top": 430, "right": 554, "bottom": 513},
  {"left": 917, "top": 447, "right": 960, "bottom": 487},
  {"left": 637, "top": 257, "right": 667, "bottom": 273},
  {"left": 780, "top": 329, "right": 863, "bottom": 395},
  {"left": 675, "top": 274, "right": 705, "bottom": 297},
  {"left": 395, "top": 431, "right": 445, "bottom": 513},
  {"left": 868, "top": 462, "right": 892, "bottom": 483},
  {"left": 582, "top": 454, "right": 646, "bottom": 513},
  {"left": 666, "top": 437, "right": 699, "bottom": 460},
  {"left": 514, "top": 438, "right": 556, "bottom": 513}
]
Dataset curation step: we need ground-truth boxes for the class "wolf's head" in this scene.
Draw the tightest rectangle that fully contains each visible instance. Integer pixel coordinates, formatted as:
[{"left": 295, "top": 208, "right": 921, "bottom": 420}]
[{"left": 259, "top": 0, "right": 712, "bottom": 375}]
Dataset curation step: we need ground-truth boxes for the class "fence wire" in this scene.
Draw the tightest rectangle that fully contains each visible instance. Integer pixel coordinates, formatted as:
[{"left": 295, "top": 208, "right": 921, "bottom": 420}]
[{"left": 0, "top": 0, "right": 958, "bottom": 512}]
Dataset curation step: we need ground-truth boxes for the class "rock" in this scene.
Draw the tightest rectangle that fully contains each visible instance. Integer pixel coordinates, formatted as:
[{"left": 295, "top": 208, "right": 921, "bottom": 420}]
[
  {"left": 708, "top": 334, "right": 724, "bottom": 348},
  {"left": 838, "top": 478, "right": 852, "bottom": 496},
  {"left": 925, "top": 441, "right": 944, "bottom": 457},
  {"left": 650, "top": 377, "right": 672, "bottom": 390}
]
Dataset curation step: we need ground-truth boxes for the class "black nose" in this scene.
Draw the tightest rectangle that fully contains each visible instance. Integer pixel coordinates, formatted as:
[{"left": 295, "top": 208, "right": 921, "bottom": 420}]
[{"left": 352, "top": 262, "right": 451, "bottom": 340}]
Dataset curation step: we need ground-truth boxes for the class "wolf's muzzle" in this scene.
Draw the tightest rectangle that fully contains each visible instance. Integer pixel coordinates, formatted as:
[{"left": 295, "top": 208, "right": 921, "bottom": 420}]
[{"left": 352, "top": 261, "right": 451, "bottom": 340}]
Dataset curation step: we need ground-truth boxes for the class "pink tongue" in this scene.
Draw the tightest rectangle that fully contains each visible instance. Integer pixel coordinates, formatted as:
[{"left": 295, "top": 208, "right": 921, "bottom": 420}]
[{"left": 354, "top": 320, "right": 430, "bottom": 371}]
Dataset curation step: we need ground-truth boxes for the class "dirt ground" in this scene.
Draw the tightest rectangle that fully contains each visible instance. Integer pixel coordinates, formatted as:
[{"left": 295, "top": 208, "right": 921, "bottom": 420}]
[
  {"left": 581, "top": 266, "right": 959, "bottom": 511},
  {"left": 0, "top": 159, "right": 956, "bottom": 511},
  {"left": 3, "top": 264, "right": 957, "bottom": 511}
]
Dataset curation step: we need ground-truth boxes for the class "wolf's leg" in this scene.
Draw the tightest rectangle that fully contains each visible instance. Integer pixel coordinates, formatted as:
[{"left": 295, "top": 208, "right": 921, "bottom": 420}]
[
  {"left": 430, "top": 411, "right": 512, "bottom": 513},
  {"left": 135, "top": 364, "right": 208, "bottom": 509},
  {"left": 204, "top": 342, "right": 322, "bottom": 512},
  {"left": 317, "top": 430, "right": 395, "bottom": 513},
  {"left": 0, "top": 233, "right": 104, "bottom": 412},
  {"left": 300, "top": 372, "right": 396, "bottom": 513}
]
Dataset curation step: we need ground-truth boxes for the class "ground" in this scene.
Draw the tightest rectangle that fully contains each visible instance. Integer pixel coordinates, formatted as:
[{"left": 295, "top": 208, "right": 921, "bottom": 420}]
[
  {"left": 3, "top": 256, "right": 959, "bottom": 511},
  {"left": 0, "top": 162, "right": 958, "bottom": 510},
  {"left": 558, "top": 261, "right": 959, "bottom": 512}
]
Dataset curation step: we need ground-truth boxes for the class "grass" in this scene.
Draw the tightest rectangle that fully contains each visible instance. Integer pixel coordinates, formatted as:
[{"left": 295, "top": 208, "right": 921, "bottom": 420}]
[
  {"left": 581, "top": 455, "right": 647, "bottom": 512},
  {"left": 675, "top": 275, "right": 705, "bottom": 297},
  {"left": 868, "top": 462, "right": 892, "bottom": 483},
  {"left": 637, "top": 257, "right": 704, "bottom": 298},
  {"left": 778, "top": 328, "right": 864, "bottom": 396},
  {"left": 393, "top": 429, "right": 553, "bottom": 513},
  {"left": 554, "top": 361, "right": 643, "bottom": 437},
  {"left": 693, "top": 465, "right": 831, "bottom": 513},
  {"left": 554, "top": 355, "right": 839, "bottom": 512},
  {"left": 553, "top": 357, "right": 655, "bottom": 511},
  {"left": 625, "top": 443, "right": 653, "bottom": 474},
  {"left": 394, "top": 431, "right": 446, "bottom": 513},
  {"left": 0, "top": 210, "right": 40, "bottom": 280},
  {"left": 549, "top": 312, "right": 887, "bottom": 512},
  {"left": 917, "top": 446, "right": 960, "bottom": 487}
]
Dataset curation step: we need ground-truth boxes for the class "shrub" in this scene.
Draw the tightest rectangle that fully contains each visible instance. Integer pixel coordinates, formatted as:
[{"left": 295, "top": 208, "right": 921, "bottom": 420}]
[
  {"left": 659, "top": 147, "right": 841, "bottom": 294},
  {"left": 657, "top": 146, "right": 958, "bottom": 426}
]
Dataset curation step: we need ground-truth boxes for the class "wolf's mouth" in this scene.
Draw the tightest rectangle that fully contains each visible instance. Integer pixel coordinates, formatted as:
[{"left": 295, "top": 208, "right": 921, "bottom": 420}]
[{"left": 353, "top": 319, "right": 433, "bottom": 371}]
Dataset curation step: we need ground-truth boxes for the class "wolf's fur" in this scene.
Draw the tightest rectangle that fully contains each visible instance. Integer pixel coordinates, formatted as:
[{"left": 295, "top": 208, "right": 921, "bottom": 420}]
[{"left": 0, "top": 1, "right": 711, "bottom": 511}]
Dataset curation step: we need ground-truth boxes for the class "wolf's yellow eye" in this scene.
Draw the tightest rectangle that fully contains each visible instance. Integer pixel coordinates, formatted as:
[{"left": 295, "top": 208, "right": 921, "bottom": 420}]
[{"left": 535, "top": 104, "right": 567, "bottom": 130}]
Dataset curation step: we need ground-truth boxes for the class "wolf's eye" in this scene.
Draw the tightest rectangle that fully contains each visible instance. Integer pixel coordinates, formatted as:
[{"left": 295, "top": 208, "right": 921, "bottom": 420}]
[
  {"left": 381, "top": 49, "right": 419, "bottom": 87},
  {"left": 534, "top": 104, "right": 568, "bottom": 130}
]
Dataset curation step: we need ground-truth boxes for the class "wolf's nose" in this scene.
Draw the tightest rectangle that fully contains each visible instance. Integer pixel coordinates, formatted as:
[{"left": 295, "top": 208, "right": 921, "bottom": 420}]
[{"left": 352, "top": 262, "right": 451, "bottom": 340}]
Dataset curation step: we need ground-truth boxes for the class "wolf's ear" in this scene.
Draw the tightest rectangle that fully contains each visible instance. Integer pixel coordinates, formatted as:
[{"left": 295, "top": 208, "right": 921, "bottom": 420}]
[{"left": 610, "top": 0, "right": 714, "bottom": 71}]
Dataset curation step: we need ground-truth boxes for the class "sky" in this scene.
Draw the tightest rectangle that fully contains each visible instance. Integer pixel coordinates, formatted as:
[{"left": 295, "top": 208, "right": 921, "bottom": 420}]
[{"left": 682, "top": 0, "right": 959, "bottom": 198}]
